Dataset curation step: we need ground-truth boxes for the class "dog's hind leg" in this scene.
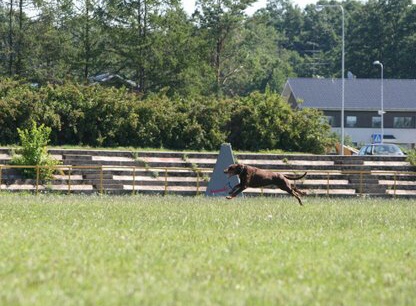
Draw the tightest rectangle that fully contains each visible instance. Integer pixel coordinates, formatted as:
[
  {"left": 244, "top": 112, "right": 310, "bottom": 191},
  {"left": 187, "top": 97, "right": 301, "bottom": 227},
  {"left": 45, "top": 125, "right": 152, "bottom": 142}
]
[
  {"left": 293, "top": 187, "right": 306, "bottom": 196},
  {"left": 281, "top": 186, "right": 303, "bottom": 206},
  {"left": 292, "top": 191, "right": 303, "bottom": 206}
]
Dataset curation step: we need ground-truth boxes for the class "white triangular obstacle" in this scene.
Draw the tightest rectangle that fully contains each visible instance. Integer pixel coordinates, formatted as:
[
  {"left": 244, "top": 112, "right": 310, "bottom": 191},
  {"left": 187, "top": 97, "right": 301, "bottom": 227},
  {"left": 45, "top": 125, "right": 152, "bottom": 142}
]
[{"left": 205, "top": 143, "right": 241, "bottom": 197}]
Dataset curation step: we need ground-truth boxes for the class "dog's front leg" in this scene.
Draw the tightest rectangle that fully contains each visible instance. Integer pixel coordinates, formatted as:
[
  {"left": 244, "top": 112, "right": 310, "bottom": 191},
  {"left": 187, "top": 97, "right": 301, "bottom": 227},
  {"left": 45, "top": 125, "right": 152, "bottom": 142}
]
[
  {"left": 226, "top": 183, "right": 240, "bottom": 199},
  {"left": 226, "top": 184, "right": 245, "bottom": 199},
  {"left": 229, "top": 183, "right": 240, "bottom": 194}
]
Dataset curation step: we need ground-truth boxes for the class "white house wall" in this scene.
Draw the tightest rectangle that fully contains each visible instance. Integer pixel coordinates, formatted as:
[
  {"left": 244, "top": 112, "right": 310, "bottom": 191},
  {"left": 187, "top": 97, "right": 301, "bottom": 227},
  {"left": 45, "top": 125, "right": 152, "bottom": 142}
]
[{"left": 332, "top": 127, "right": 416, "bottom": 148}]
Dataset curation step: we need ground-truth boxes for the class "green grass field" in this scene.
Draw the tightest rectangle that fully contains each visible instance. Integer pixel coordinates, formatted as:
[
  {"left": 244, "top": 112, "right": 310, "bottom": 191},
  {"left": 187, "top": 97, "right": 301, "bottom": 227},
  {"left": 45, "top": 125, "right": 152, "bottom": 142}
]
[{"left": 0, "top": 194, "right": 415, "bottom": 306}]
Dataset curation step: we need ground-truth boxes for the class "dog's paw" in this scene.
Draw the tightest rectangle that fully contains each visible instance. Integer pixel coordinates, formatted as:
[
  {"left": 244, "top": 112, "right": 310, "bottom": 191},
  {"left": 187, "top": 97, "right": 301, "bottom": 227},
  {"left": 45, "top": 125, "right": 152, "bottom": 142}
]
[{"left": 226, "top": 196, "right": 234, "bottom": 200}]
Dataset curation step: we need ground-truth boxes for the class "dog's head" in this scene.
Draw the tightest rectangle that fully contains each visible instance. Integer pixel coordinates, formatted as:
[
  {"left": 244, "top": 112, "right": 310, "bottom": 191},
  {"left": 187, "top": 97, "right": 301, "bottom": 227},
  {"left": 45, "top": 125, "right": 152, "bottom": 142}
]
[{"left": 224, "top": 163, "right": 245, "bottom": 178}]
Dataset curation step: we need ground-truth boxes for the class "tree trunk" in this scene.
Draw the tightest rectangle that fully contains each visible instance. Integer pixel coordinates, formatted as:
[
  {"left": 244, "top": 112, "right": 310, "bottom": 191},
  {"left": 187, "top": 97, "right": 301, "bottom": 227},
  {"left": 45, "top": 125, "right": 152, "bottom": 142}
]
[{"left": 8, "top": 0, "right": 14, "bottom": 76}]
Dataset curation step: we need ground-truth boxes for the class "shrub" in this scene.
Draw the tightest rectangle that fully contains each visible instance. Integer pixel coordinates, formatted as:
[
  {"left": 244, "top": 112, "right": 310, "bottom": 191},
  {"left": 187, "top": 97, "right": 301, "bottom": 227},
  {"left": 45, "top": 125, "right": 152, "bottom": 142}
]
[
  {"left": 227, "top": 91, "right": 293, "bottom": 151},
  {"left": 406, "top": 149, "right": 416, "bottom": 167},
  {"left": 11, "top": 121, "right": 60, "bottom": 180},
  {"left": 0, "top": 79, "right": 336, "bottom": 153},
  {"left": 226, "top": 91, "right": 335, "bottom": 153}
]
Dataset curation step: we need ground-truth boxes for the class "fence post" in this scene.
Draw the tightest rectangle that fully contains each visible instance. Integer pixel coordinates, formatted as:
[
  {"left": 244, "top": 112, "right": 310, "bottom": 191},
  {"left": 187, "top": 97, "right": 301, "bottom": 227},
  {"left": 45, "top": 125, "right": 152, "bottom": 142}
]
[
  {"left": 100, "top": 166, "right": 103, "bottom": 195},
  {"left": 0, "top": 166, "right": 2, "bottom": 191},
  {"left": 327, "top": 172, "right": 330, "bottom": 196},
  {"left": 393, "top": 172, "right": 397, "bottom": 197},
  {"left": 36, "top": 166, "right": 40, "bottom": 195},
  {"left": 68, "top": 166, "right": 72, "bottom": 195},
  {"left": 132, "top": 166, "right": 136, "bottom": 195},
  {"left": 359, "top": 171, "right": 363, "bottom": 196},
  {"left": 196, "top": 170, "right": 200, "bottom": 196},
  {"left": 164, "top": 168, "right": 168, "bottom": 196}
]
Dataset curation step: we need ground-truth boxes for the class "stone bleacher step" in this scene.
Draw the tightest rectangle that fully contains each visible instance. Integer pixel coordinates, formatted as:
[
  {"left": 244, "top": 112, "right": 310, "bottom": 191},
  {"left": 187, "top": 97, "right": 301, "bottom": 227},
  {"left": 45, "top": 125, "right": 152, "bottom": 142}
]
[
  {"left": 63, "top": 154, "right": 93, "bottom": 161},
  {"left": 123, "top": 185, "right": 205, "bottom": 196},
  {"left": 379, "top": 183, "right": 416, "bottom": 190},
  {"left": 0, "top": 148, "right": 414, "bottom": 197},
  {"left": 386, "top": 189, "right": 416, "bottom": 196},
  {"left": 334, "top": 159, "right": 364, "bottom": 165}
]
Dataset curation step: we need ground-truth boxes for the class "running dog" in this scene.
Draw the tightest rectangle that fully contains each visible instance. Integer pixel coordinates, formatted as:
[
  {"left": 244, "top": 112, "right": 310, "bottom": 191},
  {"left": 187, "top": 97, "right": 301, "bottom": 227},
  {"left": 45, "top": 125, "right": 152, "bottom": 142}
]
[{"left": 224, "top": 163, "right": 307, "bottom": 205}]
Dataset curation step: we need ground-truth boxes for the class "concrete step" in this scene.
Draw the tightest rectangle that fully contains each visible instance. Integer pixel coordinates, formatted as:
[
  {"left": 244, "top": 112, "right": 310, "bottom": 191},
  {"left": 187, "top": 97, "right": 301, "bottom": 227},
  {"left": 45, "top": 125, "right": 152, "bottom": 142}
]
[
  {"left": 63, "top": 154, "right": 92, "bottom": 161},
  {"left": 0, "top": 183, "right": 94, "bottom": 192},
  {"left": 386, "top": 189, "right": 416, "bottom": 196},
  {"left": 379, "top": 183, "right": 416, "bottom": 190},
  {"left": 1, "top": 148, "right": 415, "bottom": 198}
]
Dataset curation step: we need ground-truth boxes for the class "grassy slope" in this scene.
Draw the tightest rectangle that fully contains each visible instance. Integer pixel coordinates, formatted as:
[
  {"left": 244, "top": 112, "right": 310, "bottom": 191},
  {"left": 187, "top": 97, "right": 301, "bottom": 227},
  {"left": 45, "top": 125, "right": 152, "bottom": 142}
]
[{"left": 0, "top": 195, "right": 415, "bottom": 306}]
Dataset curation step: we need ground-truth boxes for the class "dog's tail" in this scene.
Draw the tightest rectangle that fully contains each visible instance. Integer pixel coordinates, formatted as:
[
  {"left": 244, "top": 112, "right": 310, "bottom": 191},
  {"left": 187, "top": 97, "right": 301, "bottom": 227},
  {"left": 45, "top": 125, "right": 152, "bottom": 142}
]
[{"left": 284, "top": 172, "right": 307, "bottom": 180}]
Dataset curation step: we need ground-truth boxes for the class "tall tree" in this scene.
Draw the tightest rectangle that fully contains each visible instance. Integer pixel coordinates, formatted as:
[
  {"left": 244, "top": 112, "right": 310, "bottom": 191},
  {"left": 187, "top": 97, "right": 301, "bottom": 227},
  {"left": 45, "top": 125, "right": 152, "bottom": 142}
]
[
  {"left": 346, "top": 0, "right": 412, "bottom": 78},
  {"left": 8, "top": 0, "right": 15, "bottom": 75},
  {"left": 0, "top": 0, "right": 46, "bottom": 77},
  {"left": 98, "top": 0, "right": 195, "bottom": 94},
  {"left": 23, "top": 1, "right": 76, "bottom": 83},
  {"left": 396, "top": 3, "right": 416, "bottom": 78},
  {"left": 69, "top": 0, "right": 104, "bottom": 82},
  {"left": 194, "top": 0, "right": 256, "bottom": 95}
]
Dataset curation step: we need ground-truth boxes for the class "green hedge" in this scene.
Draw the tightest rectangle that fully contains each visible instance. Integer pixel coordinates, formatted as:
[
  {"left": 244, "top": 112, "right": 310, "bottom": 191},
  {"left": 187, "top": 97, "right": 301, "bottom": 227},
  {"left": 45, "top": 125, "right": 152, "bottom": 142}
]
[{"left": 0, "top": 78, "right": 336, "bottom": 153}]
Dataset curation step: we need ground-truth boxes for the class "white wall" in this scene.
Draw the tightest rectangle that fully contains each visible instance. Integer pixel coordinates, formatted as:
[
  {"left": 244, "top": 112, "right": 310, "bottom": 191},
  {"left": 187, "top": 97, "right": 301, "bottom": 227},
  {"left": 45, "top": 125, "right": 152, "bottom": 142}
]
[{"left": 332, "top": 127, "right": 416, "bottom": 149}]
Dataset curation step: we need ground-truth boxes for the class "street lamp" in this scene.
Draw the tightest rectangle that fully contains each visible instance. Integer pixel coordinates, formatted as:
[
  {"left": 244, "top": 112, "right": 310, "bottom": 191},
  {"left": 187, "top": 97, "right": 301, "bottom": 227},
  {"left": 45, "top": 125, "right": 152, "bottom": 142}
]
[
  {"left": 316, "top": 4, "right": 345, "bottom": 155},
  {"left": 373, "top": 60, "right": 384, "bottom": 143}
]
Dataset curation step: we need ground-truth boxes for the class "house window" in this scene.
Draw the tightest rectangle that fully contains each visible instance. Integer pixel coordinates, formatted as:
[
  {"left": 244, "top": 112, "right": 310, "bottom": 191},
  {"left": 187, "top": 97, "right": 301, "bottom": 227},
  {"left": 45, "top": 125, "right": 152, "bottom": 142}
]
[
  {"left": 326, "top": 116, "right": 336, "bottom": 127},
  {"left": 346, "top": 116, "right": 357, "bottom": 127},
  {"left": 394, "top": 117, "right": 413, "bottom": 128},
  {"left": 372, "top": 116, "right": 381, "bottom": 128}
]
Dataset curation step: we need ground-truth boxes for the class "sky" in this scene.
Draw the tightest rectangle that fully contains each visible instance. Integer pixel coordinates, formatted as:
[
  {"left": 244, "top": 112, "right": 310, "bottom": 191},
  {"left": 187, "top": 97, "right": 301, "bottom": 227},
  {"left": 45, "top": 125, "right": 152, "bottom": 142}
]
[{"left": 182, "top": 0, "right": 319, "bottom": 15}]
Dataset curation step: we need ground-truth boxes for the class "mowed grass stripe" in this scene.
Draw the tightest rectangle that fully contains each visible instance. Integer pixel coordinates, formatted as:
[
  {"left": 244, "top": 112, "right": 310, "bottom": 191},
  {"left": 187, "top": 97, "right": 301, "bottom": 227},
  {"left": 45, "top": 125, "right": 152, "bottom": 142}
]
[{"left": 0, "top": 195, "right": 415, "bottom": 306}]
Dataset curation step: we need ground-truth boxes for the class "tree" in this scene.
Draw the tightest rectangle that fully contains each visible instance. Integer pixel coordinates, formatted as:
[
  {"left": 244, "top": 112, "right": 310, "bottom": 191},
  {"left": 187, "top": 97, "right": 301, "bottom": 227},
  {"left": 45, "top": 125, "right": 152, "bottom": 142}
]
[
  {"left": 0, "top": 0, "right": 33, "bottom": 76},
  {"left": 11, "top": 121, "right": 60, "bottom": 179},
  {"left": 396, "top": 3, "right": 416, "bottom": 78},
  {"left": 345, "top": 0, "right": 413, "bottom": 78},
  {"left": 98, "top": 0, "right": 192, "bottom": 94},
  {"left": 64, "top": 0, "right": 106, "bottom": 83},
  {"left": 194, "top": 0, "right": 256, "bottom": 95},
  {"left": 18, "top": 0, "right": 77, "bottom": 84}
]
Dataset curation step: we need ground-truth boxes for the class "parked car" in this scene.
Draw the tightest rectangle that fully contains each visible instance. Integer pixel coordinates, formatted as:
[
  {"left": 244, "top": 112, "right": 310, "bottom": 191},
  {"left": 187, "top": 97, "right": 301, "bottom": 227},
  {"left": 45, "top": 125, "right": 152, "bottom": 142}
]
[{"left": 357, "top": 143, "right": 405, "bottom": 156}]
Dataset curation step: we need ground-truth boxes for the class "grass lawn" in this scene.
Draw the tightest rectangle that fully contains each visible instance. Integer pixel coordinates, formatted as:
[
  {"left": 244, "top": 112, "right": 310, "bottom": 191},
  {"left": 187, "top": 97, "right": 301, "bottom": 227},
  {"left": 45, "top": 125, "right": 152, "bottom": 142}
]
[{"left": 0, "top": 194, "right": 415, "bottom": 306}]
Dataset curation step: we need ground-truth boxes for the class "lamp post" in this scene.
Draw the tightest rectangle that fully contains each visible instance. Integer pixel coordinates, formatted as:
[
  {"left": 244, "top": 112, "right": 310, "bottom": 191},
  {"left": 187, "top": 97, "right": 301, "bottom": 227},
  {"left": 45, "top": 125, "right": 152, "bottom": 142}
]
[
  {"left": 316, "top": 4, "right": 345, "bottom": 155},
  {"left": 373, "top": 60, "right": 384, "bottom": 143}
]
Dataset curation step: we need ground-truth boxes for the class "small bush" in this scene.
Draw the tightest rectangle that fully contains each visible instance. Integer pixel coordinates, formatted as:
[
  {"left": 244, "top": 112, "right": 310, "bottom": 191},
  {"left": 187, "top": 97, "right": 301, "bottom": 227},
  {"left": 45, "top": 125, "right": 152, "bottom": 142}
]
[
  {"left": 406, "top": 149, "right": 416, "bottom": 167},
  {"left": 11, "top": 121, "right": 60, "bottom": 180}
]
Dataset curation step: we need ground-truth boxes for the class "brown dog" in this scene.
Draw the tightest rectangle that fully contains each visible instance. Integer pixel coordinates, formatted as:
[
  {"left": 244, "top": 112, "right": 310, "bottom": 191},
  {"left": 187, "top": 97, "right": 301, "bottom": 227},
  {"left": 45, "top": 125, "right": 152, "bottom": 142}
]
[{"left": 224, "top": 163, "right": 307, "bottom": 205}]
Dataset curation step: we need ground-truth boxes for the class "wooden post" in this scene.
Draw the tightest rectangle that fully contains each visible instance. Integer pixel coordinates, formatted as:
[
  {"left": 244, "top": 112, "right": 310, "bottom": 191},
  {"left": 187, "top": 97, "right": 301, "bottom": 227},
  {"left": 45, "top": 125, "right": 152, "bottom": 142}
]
[
  {"left": 327, "top": 172, "right": 330, "bottom": 196},
  {"left": 164, "top": 168, "right": 168, "bottom": 196},
  {"left": 196, "top": 170, "right": 200, "bottom": 196},
  {"left": 132, "top": 166, "right": 136, "bottom": 195},
  {"left": 36, "top": 166, "right": 40, "bottom": 195},
  {"left": 100, "top": 166, "right": 103, "bottom": 194}
]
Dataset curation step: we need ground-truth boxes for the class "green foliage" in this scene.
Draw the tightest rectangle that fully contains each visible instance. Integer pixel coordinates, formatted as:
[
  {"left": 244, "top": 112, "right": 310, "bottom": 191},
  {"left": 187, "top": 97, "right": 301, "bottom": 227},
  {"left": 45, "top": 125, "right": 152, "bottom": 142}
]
[
  {"left": 227, "top": 91, "right": 291, "bottom": 150},
  {"left": 11, "top": 121, "right": 60, "bottom": 179},
  {"left": 227, "top": 90, "right": 336, "bottom": 152},
  {"left": 406, "top": 149, "right": 416, "bottom": 166},
  {"left": 0, "top": 79, "right": 337, "bottom": 153},
  {"left": 290, "top": 108, "right": 337, "bottom": 154},
  {"left": 1, "top": 0, "right": 416, "bottom": 94}
]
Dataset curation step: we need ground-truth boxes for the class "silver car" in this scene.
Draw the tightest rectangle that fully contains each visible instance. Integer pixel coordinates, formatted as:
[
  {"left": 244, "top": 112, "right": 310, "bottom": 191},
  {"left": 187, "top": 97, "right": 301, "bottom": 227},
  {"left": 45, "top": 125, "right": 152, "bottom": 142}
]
[{"left": 358, "top": 143, "right": 405, "bottom": 156}]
